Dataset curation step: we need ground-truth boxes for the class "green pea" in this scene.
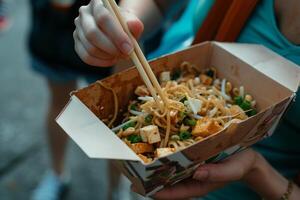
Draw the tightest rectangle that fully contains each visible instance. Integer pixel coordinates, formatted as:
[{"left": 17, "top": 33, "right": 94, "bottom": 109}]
[
  {"left": 123, "top": 121, "right": 136, "bottom": 130},
  {"left": 240, "top": 100, "right": 252, "bottom": 111},
  {"left": 234, "top": 96, "right": 244, "bottom": 106},
  {"left": 127, "top": 134, "right": 142, "bottom": 143},
  {"left": 183, "top": 118, "right": 196, "bottom": 126},
  {"left": 144, "top": 115, "right": 153, "bottom": 124},
  {"left": 179, "top": 131, "right": 192, "bottom": 141},
  {"left": 130, "top": 103, "right": 138, "bottom": 111}
]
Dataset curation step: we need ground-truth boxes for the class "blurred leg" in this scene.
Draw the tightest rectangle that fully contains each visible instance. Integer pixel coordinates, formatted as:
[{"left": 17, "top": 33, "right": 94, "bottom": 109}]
[
  {"left": 32, "top": 79, "right": 77, "bottom": 200},
  {"left": 46, "top": 79, "right": 77, "bottom": 175},
  {"left": 108, "top": 161, "right": 121, "bottom": 200}
]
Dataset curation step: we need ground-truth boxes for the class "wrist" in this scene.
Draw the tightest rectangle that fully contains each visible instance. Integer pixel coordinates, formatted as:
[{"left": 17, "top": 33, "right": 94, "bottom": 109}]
[{"left": 243, "top": 151, "right": 289, "bottom": 199}]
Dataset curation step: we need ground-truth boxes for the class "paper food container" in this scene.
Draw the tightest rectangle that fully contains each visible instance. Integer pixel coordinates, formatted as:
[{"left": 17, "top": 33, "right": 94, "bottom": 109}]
[{"left": 56, "top": 42, "right": 300, "bottom": 196}]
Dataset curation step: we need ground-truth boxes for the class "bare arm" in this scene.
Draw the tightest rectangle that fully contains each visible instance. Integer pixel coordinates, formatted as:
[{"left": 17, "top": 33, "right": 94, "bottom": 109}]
[
  {"left": 153, "top": 149, "right": 300, "bottom": 200},
  {"left": 243, "top": 153, "right": 300, "bottom": 199},
  {"left": 119, "top": 0, "right": 187, "bottom": 39}
]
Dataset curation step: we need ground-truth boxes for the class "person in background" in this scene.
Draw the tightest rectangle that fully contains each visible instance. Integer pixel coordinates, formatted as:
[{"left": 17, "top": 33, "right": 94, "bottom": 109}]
[
  {"left": 29, "top": 0, "right": 113, "bottom": 199},
  {"left": 0, "top": 0, "right": 11, "bottom": 32},
  {"left": 29, "top": 0, "right": 178, "bottom": 199},
  {"left": 74, "top": 0, "right": 300, "bottom": 199}
]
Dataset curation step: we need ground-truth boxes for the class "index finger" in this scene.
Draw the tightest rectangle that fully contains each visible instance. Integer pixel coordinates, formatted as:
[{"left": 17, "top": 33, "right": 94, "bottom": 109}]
[{"left": 92, "top": 0, "right": 134, "bottom": 55}]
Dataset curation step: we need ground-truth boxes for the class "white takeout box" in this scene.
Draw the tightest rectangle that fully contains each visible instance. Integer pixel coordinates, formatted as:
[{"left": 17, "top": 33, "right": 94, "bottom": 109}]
[{"left": 56, "top": 42, "right": 300, "bottom": 196}]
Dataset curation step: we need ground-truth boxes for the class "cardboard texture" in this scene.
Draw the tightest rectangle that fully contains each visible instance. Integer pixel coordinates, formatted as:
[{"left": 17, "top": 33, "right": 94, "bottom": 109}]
[{"left": 56, "top": 42, "right": 300, "bottom": 196}]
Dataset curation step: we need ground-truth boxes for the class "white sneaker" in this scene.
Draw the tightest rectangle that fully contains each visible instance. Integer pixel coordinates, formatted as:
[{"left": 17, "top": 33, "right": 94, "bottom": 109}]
[{"left": 31, "top": 170, "right": 70, "bottom": 200}]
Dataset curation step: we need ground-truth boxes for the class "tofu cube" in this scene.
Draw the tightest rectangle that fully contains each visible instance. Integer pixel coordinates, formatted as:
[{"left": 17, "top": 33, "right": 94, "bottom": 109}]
[
  {"left": 192, "top": 117, "right": 222, "bottom": 137},
  {"left": 159, "top": 71, "right": 171, "bottom": 82},
  {"left": 155, "top": 148, "right": 175, "bottom": 158},
  {"left": 130, "top": 143, "right": 153, "bottom": 154},
  {"left": 140, "top": 125, "right": 161, "bottom": 144}
]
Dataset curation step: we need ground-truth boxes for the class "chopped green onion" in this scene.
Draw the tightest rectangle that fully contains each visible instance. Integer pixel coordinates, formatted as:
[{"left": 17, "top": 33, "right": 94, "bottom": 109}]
[
  {"left": 240, "top": 100, "right": 252, "bottom": 111},
  {"left": 127, "top": 134, "right": 142, "bottom": 143},
  {"left": 180, "top": 96, "right": 187, "bottom": 103},
  {"left": 171, "top": 69, "right": 181, "bottom": 80},
  {"left": 247, "top": 109, "right": 257, "bottom": 117},
  {"left": 144, "top": 115, "right": 153, "bottom": 124},
  {"left": 234, "top": 96, "right": 244, "bottom": 106},
  {"left": 183, "top": 118, "right": 196, "bottom": 126},
  {"left": 123, "top": 121, "right": 136, "bottom": 130},
  {"left": 130, "top": 103, "right": 138, "bottom": 111},
  {"left": 178, "top": 111, "right": 187, "bottom": 119},
  {"left": 179, "top": 131, "right": 192, "bottom": 141}
]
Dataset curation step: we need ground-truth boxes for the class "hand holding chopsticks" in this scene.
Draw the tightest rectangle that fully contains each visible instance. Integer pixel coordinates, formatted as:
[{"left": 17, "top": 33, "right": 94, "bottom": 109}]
[
  {"left": 73, "top": 0, "right": 143, "bottom": 66},
  {"left": 102, "top": 0, "right": 169, "bottom": 108}
]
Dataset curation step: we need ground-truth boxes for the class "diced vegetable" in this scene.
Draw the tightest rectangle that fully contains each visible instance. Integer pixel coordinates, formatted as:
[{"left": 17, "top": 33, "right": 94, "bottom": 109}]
[
  {"left": 234, "top": 96, "right": 257, "bottom": 117},
  {"left": 130, "top": 103, "right": 138, "bottom": 111},
  {"left": 179, "top": 131, "right": 192, "bottom": 140},
  {"left": 140, "top": 125, "right": 161, "bottom": 144},
  {"left": 234, "top": 96, "right": 244, "bottom": 105},
  {"left": 247, "top": 109, "right": 257, "bottom": 117},
  {"left": 144, "top": 115, "right": 153, "bottom": 124},
  {"left": 192, "top": 118, "right": 222, "bottom": 137},
  {"left": 112, "top": 119, "right": 136, "bottom": 132},
  {"left": 179, "top": 111, "right": 187, "bottom": 118},
  {"left": 183, "top": 118, "right": 196, "bottom": 126},
  {"left": 129, "top": 110, "right": 144, "bottom": 116},
  {"left": 180, "top": 96, "right": 187, "bottom": 103},
  {"left": 130, "top": 143, "right": 153, "bottom": 154},
  {"left": 138, "top": 96, "right": 154, "bottom": 101},
  {"left": 127, "top": 134, "right": 142, "bottom": 143},
  {"left": 187, "top": 97, "right": 202, "bottom": 114},
  {"left": 240, "top": 100, "right": 252, "bottom": 111},
  {"left": 123, "top": 121, "right": 136, "bottom": 130},
  {"left": 200, "top": 74, "right": 213, "bottom": 85}
]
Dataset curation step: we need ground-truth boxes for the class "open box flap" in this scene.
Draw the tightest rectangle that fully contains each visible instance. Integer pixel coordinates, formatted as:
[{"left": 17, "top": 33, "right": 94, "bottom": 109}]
[
  {"left": 56, "top": 96, "right": 140, "bottom": 161},
  {"left": 215, "top": 42, "right": 300, "bottom": 92}
]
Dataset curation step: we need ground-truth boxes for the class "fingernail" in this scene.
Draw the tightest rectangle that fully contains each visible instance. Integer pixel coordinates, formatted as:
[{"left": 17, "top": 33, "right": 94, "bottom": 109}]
[
  {"left": 193, "top": 170, "right": 209, "bottom": 181},
  {"left": 121, "top": 42, "right": 133, "bottom": 55}
]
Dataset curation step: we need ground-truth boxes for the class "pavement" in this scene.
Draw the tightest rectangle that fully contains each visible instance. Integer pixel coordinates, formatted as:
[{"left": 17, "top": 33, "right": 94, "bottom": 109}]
[{"left": 0, "top": 1, "right": 144, "bottom": 199}]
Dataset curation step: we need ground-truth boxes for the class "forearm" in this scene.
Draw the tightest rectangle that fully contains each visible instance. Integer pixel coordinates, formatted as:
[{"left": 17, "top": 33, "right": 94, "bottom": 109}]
[
  {"left": 119, "top": 0, "right": 163, "bottom": 38},
  {"left": 119, "top": 0, "right": 186, "bottom": 39},
  {"left": 243, "top": 153, "right": 300, "bottom": 199}
]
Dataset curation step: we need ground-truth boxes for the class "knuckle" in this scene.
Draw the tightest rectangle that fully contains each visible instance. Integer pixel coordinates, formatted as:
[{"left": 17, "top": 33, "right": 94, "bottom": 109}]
[
  {"left": 74, "top": 17, "right": 79, "bottom": 26},
  {"left": 96, "top": 12, "right": 110, "bottom": 25},
  {"left": 73, "top": 31, "right": 77, "bottom": 39},
  {"left": 78, "top": 6, "right": 87, "bottom": 16},
  {"left": 85, "top": 28, "right": 97, "bottom": 43},
  {"left": 87, "top": 46, "right": 98, "bottom": 56}
]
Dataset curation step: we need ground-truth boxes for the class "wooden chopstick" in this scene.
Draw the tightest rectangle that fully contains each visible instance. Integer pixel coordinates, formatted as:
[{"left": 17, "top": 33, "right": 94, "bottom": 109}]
[
  {"left": 102, "top": 0, "right": 160, "bottom": 105},
  {"left": 102, "top": 0, "right": 169, "bottom": 108}
]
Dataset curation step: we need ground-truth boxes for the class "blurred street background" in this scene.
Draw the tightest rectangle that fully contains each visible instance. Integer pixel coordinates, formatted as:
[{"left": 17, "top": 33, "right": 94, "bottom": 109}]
[{"left": 0, "top": 1, "right": 139, "bottom": 199}]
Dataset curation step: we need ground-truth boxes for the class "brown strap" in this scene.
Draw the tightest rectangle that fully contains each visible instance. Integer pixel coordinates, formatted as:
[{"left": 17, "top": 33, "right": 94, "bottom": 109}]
[
  {"left": 215, "top": 0, "right": 260, "bottom": 42},
  {"left": 192, "top": 0, "right": 233, "bottom": 45},
  {"left": 192, "top": 0, "right": 260, "bottom": 44}
]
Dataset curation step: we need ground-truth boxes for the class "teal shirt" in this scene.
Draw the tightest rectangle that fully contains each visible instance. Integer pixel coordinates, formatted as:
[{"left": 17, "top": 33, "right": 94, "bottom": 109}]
[
  {"left": 204, "top": 0, "right": 300, "bottom": 199},
  {"left": 149, "top": 0, "right": 300, "bottom": 199}
]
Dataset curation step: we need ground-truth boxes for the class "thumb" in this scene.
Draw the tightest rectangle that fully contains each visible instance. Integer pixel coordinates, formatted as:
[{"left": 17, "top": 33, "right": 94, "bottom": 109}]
[
  {"left": 193, "top": 149, "right": 257, "bottom": 182},
  {"left": 123, "top": 10, "right": 144, "bottom": 40}
]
